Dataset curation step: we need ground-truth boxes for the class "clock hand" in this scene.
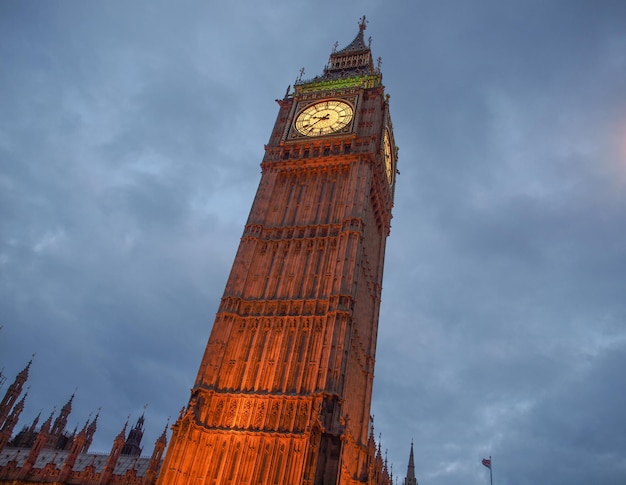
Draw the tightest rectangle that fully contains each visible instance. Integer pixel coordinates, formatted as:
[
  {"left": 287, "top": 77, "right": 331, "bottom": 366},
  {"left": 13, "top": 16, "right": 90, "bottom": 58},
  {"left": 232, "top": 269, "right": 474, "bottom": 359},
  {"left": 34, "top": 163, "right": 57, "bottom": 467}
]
[{"left": 304, "top": 115, "right": 329, "bottom": 131}]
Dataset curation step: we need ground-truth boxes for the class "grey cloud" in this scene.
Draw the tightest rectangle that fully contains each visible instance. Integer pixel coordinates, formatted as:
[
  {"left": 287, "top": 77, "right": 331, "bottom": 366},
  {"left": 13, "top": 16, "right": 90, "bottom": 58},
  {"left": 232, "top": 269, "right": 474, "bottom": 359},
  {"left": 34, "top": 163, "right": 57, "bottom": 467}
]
[{"left": 2, "top": 1, "right": 626, "bottom": 484}]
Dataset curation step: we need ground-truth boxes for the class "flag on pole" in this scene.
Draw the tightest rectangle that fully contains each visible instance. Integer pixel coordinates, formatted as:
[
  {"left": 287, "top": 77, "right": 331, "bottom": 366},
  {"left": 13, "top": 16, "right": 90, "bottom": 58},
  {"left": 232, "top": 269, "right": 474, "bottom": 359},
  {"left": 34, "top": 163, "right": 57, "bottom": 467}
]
[{"left": 482, "top": 458, "right": 491, "bottom": 469}]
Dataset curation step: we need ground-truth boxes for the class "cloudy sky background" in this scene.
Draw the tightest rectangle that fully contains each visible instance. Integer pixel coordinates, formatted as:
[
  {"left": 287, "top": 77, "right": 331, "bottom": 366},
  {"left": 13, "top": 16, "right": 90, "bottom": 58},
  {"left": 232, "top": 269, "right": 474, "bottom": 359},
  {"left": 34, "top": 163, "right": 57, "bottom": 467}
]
[{"left": 2, "top": 1, "right": 626, "bottom": 484}]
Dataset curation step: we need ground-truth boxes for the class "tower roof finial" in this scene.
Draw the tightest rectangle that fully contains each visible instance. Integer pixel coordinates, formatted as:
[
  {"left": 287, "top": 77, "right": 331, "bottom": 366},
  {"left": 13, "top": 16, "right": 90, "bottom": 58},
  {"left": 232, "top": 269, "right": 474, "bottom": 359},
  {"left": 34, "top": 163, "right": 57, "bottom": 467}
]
[{"left": 359, "top": 15, "right": 367, "bottom": 31}]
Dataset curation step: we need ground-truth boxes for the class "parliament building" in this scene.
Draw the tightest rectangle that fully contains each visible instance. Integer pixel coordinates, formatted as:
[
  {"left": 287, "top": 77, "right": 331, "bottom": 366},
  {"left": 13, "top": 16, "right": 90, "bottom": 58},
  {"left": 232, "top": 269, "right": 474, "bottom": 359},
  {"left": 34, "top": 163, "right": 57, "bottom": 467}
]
[{"left": 0, "top": 360, "right": 167, "bottom": 485}]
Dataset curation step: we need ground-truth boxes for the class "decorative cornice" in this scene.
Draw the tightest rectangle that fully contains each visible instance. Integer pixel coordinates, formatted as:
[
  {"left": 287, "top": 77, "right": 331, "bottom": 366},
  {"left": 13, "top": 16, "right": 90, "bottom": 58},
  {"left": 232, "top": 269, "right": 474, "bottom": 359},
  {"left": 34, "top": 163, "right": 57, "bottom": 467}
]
[{"left": 295, "top": 74, "right": 381, "bottom": 94}]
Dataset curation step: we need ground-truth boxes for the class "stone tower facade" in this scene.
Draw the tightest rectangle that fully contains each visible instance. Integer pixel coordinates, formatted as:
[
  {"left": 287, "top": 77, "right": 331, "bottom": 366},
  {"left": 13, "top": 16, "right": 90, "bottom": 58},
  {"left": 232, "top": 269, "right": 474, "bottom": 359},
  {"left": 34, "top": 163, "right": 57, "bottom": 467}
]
[{"left": 158, "top": 17, "right": 397, "bottom": 485}]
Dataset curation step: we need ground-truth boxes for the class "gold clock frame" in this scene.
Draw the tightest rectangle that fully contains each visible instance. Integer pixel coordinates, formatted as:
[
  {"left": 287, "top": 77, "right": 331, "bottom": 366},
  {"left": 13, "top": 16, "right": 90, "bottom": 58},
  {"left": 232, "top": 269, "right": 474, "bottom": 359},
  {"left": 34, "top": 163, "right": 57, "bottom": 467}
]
[{"left": 291, "top": 99, "right": 355, "bottom": 138}]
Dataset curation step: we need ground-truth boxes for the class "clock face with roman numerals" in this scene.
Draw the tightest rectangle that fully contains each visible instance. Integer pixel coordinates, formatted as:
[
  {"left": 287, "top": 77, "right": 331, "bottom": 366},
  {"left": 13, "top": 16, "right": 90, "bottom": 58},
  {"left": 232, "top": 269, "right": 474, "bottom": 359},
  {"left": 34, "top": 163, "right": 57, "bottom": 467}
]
[
  {"left": 384, "top": 130, "right": 393, "bottom": 184},
  {"left": 294, "top": 100, "right": 353, "bottom": 137}
]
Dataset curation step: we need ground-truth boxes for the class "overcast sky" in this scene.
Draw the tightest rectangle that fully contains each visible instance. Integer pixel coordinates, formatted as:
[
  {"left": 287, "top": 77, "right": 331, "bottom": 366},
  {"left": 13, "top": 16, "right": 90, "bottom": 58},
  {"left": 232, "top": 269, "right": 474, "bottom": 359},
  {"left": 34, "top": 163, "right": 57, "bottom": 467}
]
[{"left": 2, "top": 1, "right": 626, "bottom": 484}]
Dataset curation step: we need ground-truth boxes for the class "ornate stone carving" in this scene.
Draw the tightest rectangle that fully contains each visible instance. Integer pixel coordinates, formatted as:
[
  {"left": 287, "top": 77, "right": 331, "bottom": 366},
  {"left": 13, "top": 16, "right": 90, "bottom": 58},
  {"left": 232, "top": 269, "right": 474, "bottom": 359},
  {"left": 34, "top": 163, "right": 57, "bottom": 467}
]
[
  {"left": 296, "top": 402, "right": 309, "bottom": 431},
  {"left": 268, "top": 402, "right": 280, "bottom": 430},
  {"left": 253, "top": 401, "right": 265, "bottom": 429}
]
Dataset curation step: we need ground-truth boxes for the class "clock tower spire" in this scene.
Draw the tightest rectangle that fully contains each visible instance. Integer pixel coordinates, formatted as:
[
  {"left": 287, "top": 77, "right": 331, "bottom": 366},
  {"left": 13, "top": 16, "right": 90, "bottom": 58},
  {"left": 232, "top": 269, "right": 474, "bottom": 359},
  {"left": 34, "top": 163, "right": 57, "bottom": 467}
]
[{"left": 158, "top": 19, "right": 397, "bottom": 485}]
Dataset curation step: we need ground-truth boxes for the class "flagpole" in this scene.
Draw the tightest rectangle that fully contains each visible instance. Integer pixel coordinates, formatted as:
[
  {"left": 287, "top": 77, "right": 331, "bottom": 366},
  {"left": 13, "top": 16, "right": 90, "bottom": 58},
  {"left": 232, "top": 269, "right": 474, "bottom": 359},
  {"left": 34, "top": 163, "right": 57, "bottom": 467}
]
[{"left": 481, "top": 456, "right": 492, "bottom": 484}]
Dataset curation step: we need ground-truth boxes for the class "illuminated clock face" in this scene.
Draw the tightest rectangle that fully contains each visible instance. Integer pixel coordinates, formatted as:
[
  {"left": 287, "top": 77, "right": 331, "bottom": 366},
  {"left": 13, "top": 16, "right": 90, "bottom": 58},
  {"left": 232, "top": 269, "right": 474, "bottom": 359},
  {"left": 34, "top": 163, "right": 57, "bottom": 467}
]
[
  {"left": 383, "top": 130, "right": 393, "bottom": 183},
  {"left": 294, "top": 100, "right": 353, "bottom": 137}
]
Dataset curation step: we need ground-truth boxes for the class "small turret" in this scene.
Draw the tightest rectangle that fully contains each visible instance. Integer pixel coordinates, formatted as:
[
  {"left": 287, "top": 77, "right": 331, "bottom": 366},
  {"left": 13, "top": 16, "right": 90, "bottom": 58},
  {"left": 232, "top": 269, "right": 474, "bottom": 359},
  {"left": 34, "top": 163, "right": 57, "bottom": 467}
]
[
  {"left": 58, "top": 420, "right": 88, "bottom": 482},
  {"left": 0, "top": 392, "right": 27, "bottom": 451},
  {"left": 0, "top": 359, "right": 32, "bottom": 427},
  {"left": 18, "top": 409, "right": 53, "bottom": 480},
  {"left": 143, "top": 420, "right": 168, "bottom": 485},
  {"left": 28, "top": 411, "right": 41, "bottom": 433},
  {"left": 48, "top": 393, "right": 74, "bottom": 449},
  {"left": 50, "top": 393, "right": 73, "bottom": 437},
  {"left": 83, "top": 410, "right": 99, "bottom": 453},
  {"left": 100, "top": 419, "right": 127, "bottom": 485}
]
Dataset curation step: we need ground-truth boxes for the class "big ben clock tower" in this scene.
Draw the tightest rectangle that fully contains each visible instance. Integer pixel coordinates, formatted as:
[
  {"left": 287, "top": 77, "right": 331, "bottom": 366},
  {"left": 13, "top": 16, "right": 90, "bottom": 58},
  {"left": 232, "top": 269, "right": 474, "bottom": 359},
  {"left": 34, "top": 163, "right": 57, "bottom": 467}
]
[{"left": 158, "top": 17, "right": 397, "bottom": 485}]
